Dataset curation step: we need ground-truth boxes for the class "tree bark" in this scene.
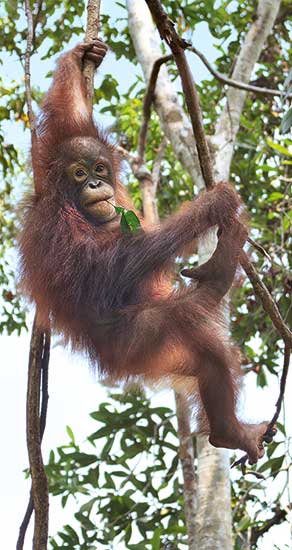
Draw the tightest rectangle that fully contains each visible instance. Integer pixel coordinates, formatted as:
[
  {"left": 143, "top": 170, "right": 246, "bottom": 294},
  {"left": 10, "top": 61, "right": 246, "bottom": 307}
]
[
  {"left": 212, "top": 0, "right": 281, "bottom": 180},
  {"left": 194, "top": 437, "right": 233, "bottom": 549}
]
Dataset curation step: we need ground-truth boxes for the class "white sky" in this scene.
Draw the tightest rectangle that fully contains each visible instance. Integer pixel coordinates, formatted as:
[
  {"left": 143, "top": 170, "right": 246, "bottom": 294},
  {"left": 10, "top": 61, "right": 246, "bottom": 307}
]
[{"left": 0, "top": 1, "right": 291, "bottom": 548}]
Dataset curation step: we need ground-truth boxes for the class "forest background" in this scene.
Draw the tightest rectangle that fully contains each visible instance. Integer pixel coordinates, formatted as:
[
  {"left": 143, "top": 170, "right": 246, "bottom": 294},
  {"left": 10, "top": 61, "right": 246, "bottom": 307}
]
[{"left": 0, "top": 0, "right": 291, "bottom": 549}]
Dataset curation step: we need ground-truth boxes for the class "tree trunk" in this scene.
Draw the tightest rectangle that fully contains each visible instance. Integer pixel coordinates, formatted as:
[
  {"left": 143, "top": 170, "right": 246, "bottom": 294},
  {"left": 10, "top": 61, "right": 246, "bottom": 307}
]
[
  {"left": 195, "top": 437, "right": 233, "bottom": 549},
  {"left": 212, "top": 0, "right": 281, "bottom": 180}
]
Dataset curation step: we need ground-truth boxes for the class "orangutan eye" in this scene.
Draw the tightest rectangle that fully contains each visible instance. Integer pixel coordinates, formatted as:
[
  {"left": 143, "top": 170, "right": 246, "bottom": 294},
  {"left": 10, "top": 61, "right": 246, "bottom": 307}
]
[
  {"left": 95, "top": 163, "right": 105, "bottom": 173},
  {"left": 75, "top": 169, "right": 87, "bottom": 178}
]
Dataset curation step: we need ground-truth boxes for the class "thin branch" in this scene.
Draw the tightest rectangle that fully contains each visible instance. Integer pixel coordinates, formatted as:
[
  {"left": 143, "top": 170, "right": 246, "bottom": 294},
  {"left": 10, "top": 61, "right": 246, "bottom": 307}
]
[
  {"left": 247, "top": 237, "right": 272, "bottom": 263},
  {"left": 39, "top": 331, "right": 50, "bottom": 439},
  {"left": 146, "top": 0, "right": 215, "bottom": 188},
  {"left": 189, "top": 46, "right": 292, "bottom": 99},
  {"left": 250, "top": 505, "right": 290, "bottom": 546},
  {"left": 24, "top": 0, "right": 35, "bottom": 133},
  {"left": 268, "top": 344, "right": 291, "bottom": 431},
  {"left": 232, "top": 344, "right": 291, "bottom": 473},
  {"left": 117, "top": 143, "right": 161, "bottom": 222},
  {"left": 26, "top": 319, "right": 49, "bottom": 550},
  {"left": 32, "top": 0, "right": 44, "bottom": 48},
  {"left": 137, "top": 54, "right": 172, "bottom": 162},
  {"left": 117, "top": 144, "right": 137, "bottom": 163},
  {"left": 16, "top": 493, "right": 34, "bottom": 550}
]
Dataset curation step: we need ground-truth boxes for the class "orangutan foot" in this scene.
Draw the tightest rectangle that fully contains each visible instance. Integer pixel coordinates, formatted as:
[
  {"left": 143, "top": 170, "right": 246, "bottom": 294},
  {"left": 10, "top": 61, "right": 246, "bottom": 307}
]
[{"left": 209, "top": 422, "right": 277, "bottom": 464}]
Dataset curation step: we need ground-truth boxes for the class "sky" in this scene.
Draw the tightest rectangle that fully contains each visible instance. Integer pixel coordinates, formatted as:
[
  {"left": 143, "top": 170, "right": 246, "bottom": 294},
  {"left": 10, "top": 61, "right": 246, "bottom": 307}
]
[{"left": 0, "top": 1, "right": 291, "bottom": 549}]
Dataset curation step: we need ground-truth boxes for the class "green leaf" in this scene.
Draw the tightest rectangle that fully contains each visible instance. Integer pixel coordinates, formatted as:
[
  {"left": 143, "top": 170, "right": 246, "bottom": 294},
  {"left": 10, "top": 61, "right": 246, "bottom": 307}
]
[
  {"left": 66, "top": 425, "right": 75, "bottom": 443},
  {"left": 104, "top": 471, "right": 116, "bottom": 489},
  {"left": 258, "top": 455, "right": 285, "bottom": 474},
  {"left": 115, "top": 206, "right": 141, "bottom": 233},
  {"left": 151, "top": 528, "right": 161, "bottom": 549},
  {"left": 90, "top": 410, "right": 112, "bottom": 423},
  {"left": 267, "top": 138, "right": 292, "bottom": 156},
  {"left": 65, "top": 451, "right": 97, "bottom": 467},
  {"left": 283, "top": 67, "right": 292, "bottom": 89},
  {"left": 100, "top": 436, "right": 115, "bottom": 459},
  {"left": 89, "top": 425, "right": 115, "bottom": 440},
  {"left": 79, "top": 497, "right": 97, "bottom": 515},
  {"left": 124, "top": 523, "right": 132, "bottom": 545},
  {"left": 256, "top": 367, "right": 267, "bottom": 387},
  {"left": 237, "top": 513, "right": 251, "bottom": 531},
  {"left": 280, "top": 107, "right": 292, "bottom": 134},
  {"left": 123, "top": 210, "right": 141, "bottom": 232},
  {"left": 276, "top": 421, "right": 286, "bottom": 436},
  {"left": 75, "top": 512, "right": 96, "bottom": 531},
  {"left": 267, "top": 192, "right": 284, "bottom": 202}
]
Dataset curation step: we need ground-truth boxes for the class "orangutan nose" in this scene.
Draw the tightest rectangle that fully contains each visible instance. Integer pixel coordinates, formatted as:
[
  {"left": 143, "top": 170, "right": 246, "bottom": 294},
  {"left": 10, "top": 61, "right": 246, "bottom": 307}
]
[{"left": 88, "top": 180, "right": 103, "bottom": 189}]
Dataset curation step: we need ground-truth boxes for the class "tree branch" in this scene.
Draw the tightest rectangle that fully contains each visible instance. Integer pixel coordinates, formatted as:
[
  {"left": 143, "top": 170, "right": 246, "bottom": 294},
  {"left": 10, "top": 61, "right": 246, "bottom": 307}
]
[
  {"left": 24, "top": 0, "right": 35, "bottom": 134},
  {"left": 137, "top": 54, "right": 172, "bottom": 162},
  {"left": 31, "top": 0, "right": 44, "bottom": 49},
  {"left": 25, "top": 319, "right": 49, "bottom": 550},
  {"left": 84, "top": 0, "right": 101, "bottom": 100},
  {"left": 268, "top": 344, "right": 291, "bottom": 431},
  {"left": 250, "top": 505, "right": 290, "bottom": 547},
  {"left": 190, "top": 45, "right": 292, "bottom": 99}
]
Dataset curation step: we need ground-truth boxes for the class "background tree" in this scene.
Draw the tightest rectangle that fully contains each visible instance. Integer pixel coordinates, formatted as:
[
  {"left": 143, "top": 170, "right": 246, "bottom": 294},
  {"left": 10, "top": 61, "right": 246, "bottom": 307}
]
[{"left": 0, "top": 1, "right": 291, "bottom": 549}]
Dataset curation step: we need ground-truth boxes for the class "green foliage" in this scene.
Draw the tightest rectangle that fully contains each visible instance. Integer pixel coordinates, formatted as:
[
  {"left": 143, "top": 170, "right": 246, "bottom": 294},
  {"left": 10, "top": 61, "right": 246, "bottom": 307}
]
[
  {"left": 101, "top": 13, "right": 136, "bottom": 62},
  {"left": 47, "top": 391, "right": 186, "bottom": 549},
  {"left": 0, "top": 165, "right": 28, "bottom": 334}
]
